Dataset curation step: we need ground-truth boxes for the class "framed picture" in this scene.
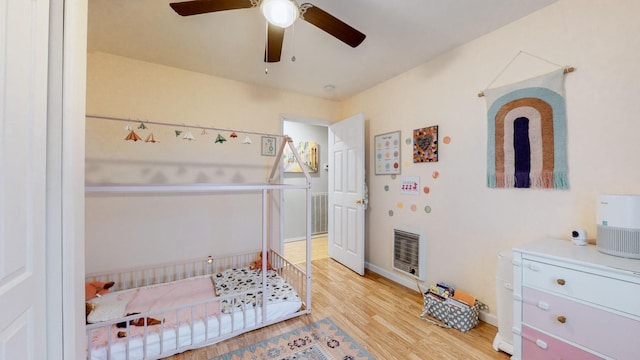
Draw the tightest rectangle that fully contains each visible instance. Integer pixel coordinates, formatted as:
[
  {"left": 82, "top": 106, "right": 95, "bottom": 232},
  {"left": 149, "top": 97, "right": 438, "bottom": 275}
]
[
  {"left": 261, "top": 136, "right": 276, "bottom": 156},
  {"left": 284, "top": 141, "right": 318, "bottom": 173},
  {"left": 413, "top": 125, "right": 438, "bottom": 162},
  {"left": 374, "top": 131, "right": 401, "bottom": 175}
]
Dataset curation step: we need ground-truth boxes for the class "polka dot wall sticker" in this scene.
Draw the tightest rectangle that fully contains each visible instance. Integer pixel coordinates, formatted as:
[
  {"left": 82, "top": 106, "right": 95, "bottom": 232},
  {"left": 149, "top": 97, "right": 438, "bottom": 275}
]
[
  {"left": 404, "top": 161, "right": 411, "bottom": 168},
  {"left": 384, "top": 185, "right": 389, "bottom": 191},
  {"left": 391, "top": 174, "right": 396, "bottom": 180},
  {"left": 423, "top": 186, "right": 430, "bottom": 194},
  {"left": 424, "top": 205, "right": 432, "bottom": 214},
  {"left": 405, "top": 138, "right": 412, "bottom": 145},
  {"left": 388, "top": 210, "right": 394, "bottom": 216},
  {"left": 443, "top": 136, "right": 451, "bottom": 144},
  {"left": 410, "top": 204, "right": 417, "bottom": 212},
  {"left": 397, "top": 202, "right": 404, "bottom": 209},
  {"left": 432, "top": 171, "right": 439, "bottom": 179}
]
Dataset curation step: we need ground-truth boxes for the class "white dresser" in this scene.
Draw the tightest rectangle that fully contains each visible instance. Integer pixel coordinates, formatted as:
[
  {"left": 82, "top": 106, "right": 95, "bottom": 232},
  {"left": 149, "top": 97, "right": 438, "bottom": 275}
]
[{"left": 512, "top": 238, "right": 640, "bottom": 360}]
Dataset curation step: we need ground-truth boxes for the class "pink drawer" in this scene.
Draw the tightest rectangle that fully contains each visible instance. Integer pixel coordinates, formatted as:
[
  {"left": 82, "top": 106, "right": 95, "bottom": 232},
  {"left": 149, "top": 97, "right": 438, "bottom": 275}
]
[
  {"left": 523, "top": 287, "right": 640, "bottom": 360},
  {"left": 522, "top": 326, "right": 602, "bottom": 360}
]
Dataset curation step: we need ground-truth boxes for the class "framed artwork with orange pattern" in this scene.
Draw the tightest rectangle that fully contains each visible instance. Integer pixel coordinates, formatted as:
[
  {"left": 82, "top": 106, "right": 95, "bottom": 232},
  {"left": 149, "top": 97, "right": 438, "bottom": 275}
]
[{"left": 413, "top": 125, "right": 438, "bottom": 162}]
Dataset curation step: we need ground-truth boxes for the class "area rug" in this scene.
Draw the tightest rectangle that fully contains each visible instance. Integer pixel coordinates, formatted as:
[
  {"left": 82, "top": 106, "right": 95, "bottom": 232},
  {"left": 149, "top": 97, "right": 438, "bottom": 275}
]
[{"left": 211, "top": 317, "right": 375, "bottom": 360}]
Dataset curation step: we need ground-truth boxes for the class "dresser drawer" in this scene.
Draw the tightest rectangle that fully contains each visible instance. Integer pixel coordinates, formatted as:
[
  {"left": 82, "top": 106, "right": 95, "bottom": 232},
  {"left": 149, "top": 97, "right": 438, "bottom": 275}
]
[
  {"left": 522, "top": 325, "right": 603, "bottom": 360},
  {"left": 522, "top": 259, "right": 640, "bottom": 317},
  {"left": 523, "top": 287, "right": 640, "bottom": 360}
]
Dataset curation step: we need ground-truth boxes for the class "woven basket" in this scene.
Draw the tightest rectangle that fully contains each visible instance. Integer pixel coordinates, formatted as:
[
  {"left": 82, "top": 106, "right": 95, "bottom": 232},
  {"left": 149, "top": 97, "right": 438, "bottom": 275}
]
[{"left": 420, "top": 293, "right": 480, "bottom": 332}]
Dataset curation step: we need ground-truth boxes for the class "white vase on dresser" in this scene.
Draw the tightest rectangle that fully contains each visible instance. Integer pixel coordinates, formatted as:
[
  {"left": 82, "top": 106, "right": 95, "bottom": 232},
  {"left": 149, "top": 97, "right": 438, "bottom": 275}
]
[{"left": 512, "top": 238, "right": 640, "bottom": 360}]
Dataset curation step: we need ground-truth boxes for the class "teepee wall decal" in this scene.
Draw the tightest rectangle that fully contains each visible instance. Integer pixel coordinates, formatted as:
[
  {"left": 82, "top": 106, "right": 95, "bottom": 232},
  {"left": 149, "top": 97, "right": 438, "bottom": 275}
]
[
  {"left": 144, "top": 133, "right": 159, "bottom": 143},
  {"left": 125, "top": 130, "right": 142, "bottom": 141},
  {"left": 183, "top": 131, "right": 195, "bottom": 141}
]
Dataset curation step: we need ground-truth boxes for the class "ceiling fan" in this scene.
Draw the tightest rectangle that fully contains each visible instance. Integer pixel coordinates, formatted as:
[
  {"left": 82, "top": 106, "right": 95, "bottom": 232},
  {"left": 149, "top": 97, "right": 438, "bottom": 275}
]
[{"left": 169, "top": 0, "right": 366, "bottom": 63}]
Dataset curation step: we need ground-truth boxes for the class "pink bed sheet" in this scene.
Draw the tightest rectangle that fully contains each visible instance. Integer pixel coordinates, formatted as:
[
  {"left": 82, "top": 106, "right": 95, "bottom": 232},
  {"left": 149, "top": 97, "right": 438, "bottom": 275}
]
[{"left": 89, "top": 276, "right": 220, "bottom": 348}]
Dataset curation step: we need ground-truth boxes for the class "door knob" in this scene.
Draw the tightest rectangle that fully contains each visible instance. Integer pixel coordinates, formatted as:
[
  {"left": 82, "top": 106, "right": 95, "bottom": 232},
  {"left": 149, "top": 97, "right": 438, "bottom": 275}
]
[{"left": 356, "top": 199, "right": 364, "bottom": 204}]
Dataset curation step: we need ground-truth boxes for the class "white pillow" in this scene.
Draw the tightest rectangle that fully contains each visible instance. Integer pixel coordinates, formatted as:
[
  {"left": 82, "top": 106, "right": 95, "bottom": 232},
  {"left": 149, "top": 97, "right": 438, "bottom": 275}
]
[{"left": 87, "top": 299, "right": 128, "bottom": 324}]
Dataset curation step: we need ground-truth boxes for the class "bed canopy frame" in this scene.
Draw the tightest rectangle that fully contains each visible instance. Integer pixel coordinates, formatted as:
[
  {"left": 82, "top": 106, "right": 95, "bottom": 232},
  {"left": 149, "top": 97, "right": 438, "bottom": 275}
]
[{"left": 84, "top": 113, "right": 313, "bottom": 359}]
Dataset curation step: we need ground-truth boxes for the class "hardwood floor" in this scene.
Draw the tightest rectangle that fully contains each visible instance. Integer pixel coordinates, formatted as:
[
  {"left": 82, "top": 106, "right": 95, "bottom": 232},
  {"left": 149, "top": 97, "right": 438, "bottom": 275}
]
[
  {"left": 167, "top": 238, "right": 509, "bottom": 359},
  {"left": 282, "top": 236, "right": 329, "bottom": 264}
]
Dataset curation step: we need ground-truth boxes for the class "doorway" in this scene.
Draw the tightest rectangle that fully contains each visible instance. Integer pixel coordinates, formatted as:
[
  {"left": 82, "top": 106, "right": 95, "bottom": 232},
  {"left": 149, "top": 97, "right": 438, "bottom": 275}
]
[
  {"left": 281, "top": 113, "right": 366, "bottom": 275},
  {"left": 281, "top": 115, "right": 330, "bottom": 263}
]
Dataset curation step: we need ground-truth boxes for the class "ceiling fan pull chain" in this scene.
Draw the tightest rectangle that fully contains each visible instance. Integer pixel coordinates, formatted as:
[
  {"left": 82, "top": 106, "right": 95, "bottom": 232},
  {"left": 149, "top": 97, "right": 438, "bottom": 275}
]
[
  {"left": 291, "top": 22, "right": 296, "bottom": 62},
  {"left": 265, "top": 19, "right": 269, "bottom": 74}
]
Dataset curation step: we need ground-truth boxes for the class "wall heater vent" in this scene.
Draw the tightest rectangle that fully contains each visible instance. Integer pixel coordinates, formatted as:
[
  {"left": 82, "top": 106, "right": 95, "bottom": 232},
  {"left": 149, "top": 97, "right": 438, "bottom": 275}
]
[{"left": 392, "top": 226, "right": 426, "bottom": 281}]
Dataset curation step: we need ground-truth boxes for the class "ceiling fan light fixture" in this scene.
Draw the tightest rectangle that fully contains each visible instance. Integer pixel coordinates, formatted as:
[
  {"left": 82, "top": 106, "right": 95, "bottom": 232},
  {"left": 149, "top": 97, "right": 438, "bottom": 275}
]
[{"left": 261, "top": 0, "right": 298, "bottom": 28}]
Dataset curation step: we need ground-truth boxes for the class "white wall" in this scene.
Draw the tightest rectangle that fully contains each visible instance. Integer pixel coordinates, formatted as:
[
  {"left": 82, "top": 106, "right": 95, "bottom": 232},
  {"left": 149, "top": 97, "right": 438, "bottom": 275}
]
[
  {"left": 85, "top": 52, "right": 340, "bottom": 273},
  {"left": 342, "top": 0, "right": 640, "bottom": 320}
]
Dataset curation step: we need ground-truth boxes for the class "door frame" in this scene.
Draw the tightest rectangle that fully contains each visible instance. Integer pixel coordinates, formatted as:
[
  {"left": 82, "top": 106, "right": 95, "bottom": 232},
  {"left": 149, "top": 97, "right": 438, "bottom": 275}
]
[{"left": 53, "top": 0, "right": 88, "bottom": 358}]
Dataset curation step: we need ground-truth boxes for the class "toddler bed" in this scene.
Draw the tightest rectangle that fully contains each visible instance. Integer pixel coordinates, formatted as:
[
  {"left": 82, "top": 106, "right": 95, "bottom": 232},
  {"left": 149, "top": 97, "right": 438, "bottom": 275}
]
[
  {"left": 85, "top": 250, "right": 308, "bottom": 360},
  {"left": 84, "top": 127, "right": 314, "bottom": 359}
]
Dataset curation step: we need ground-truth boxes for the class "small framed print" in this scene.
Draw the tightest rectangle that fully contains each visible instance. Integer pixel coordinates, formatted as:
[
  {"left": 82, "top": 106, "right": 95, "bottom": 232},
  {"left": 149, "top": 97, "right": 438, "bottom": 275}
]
[
  {"left": 261, "top": 136, "right": 276, "bottom": 156},
  {"left": 400, "top": 176, "right": 420, "bottom": 195},
  {"left": 374, "top": 130, "right": 401, "bottom": 175}
]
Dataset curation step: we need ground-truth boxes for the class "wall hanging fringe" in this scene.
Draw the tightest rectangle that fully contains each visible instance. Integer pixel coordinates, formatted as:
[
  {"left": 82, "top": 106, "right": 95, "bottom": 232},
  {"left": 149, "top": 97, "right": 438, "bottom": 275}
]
[
  {"left": 477, "top": 51, "right": 574, "bottom": 97},
  {"left": 85, "top": 113, "right": 285, "bottom": 138}
]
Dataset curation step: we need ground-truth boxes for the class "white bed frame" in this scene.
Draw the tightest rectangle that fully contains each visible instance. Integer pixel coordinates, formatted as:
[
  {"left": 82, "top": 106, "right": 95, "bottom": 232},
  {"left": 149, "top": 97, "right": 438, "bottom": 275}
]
[{"left": 84, "top": 134, "right": 313, "bottom": 359}]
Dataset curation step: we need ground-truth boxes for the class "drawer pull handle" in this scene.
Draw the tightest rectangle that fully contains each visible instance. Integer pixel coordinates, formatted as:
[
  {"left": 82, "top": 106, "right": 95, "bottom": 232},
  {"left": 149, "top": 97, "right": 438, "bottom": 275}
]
[
  {"left": 528, "top": 263, "right": 541, "bottom": 271},
  {"left": 557, "top": 315, "right": 567, "bottom": 324},
  {"left": 535, "top": 339, "right": 548, "bottom": 349},
  {"left": 537, "top": 301, "right": 549, "bottom": 310},
  {"left": 556, "top": 278, "right": 566, "bottom": 285}
]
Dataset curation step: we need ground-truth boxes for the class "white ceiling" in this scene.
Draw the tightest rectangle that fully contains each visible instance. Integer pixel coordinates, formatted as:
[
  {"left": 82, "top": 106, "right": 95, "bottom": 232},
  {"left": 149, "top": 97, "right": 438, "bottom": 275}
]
[{"left": 87, "top": 0, "right": 556, "bottom": 100}]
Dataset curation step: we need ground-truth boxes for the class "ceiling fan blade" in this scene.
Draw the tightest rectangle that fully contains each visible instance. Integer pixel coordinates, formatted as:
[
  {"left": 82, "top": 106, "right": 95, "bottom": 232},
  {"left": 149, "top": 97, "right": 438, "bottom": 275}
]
[
  {"left": 264, "top": 23, "right": 284, "bottom": 63},
  {"left": 170, "top": 0, "right": 254, "bottom": 16},
  {"left": 300, "top": 3, "right": 366, "bottom": 48}
]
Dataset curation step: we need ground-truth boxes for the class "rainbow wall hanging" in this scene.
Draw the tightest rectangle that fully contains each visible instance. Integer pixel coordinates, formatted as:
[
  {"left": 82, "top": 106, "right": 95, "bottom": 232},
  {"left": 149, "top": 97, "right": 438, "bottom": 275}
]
[{"left": 485, "top": 68, "right": 568, "bottom": 189}]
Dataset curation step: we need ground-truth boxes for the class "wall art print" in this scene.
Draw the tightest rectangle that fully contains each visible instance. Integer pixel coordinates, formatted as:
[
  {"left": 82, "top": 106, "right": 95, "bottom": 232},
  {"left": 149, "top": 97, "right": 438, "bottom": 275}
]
[
  {"left": 261, "top": 136, "right": 276, "bottom": 156},
  {"left": 374, "top": 131, "right": 401, "bottom": 175},
  {"left": 485, "top": 68, "right": 568, "bottom": 189},
  {"left": 413, "top": 126, "right": 438, "bottom": 163},
  {"left": 283, "top": 141, "right": 318, "bottom": 173}
]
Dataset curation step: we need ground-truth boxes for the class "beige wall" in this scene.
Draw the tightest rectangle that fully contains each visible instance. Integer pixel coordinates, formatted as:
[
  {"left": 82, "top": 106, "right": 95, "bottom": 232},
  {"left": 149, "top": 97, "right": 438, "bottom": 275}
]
[
  {"left": 85, "top": 52, "right": 340, "bottom": 273},
  {"left": 341, "top": 0, "right": 640, "bottom": 321}
]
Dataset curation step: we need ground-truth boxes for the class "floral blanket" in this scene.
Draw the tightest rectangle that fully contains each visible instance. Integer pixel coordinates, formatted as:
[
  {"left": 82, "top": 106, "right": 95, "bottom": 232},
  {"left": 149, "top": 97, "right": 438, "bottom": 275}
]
[{"left": 213, "top": 268, "right": 300, "bottom": 313}]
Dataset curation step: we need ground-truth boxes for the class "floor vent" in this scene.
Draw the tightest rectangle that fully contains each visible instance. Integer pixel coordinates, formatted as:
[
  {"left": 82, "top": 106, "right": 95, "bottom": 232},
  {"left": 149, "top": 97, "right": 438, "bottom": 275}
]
[{"left": 392, "top": 226, "right": 426, "bottom": 280}]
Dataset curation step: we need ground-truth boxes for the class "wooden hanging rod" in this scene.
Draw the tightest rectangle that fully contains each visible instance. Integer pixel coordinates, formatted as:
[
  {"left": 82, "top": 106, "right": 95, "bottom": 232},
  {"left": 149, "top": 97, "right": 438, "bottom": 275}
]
[
  {"left": 85, "top": 113, "right": 285, "bottom": 138},
  {"left": 477, "top": 66, "right": 575, "bottom": 97}
]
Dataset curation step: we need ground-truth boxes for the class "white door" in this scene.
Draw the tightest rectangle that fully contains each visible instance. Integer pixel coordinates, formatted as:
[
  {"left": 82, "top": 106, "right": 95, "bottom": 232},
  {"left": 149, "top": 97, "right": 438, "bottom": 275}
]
[
  {"left": 328, "top": 113, "right": 366, "bottom": 275},
  {"left": 0, "top": 0, "right": 50, "bottom": 358}
]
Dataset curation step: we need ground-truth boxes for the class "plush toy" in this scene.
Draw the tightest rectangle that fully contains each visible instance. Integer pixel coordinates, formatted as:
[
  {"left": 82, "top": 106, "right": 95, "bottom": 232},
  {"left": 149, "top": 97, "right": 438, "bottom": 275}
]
[
  {"left": 249, "top": 252, "right": 273, "bottom": 272},
  {"left": 85, "top": 281, "right": 115, "bottom": 301}
]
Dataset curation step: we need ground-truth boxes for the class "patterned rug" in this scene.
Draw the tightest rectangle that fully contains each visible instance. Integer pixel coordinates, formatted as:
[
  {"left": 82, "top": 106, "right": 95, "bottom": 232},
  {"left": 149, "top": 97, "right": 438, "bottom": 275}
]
[{"left": 211, "top": 318, "right": 375, "bottom": 360}]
